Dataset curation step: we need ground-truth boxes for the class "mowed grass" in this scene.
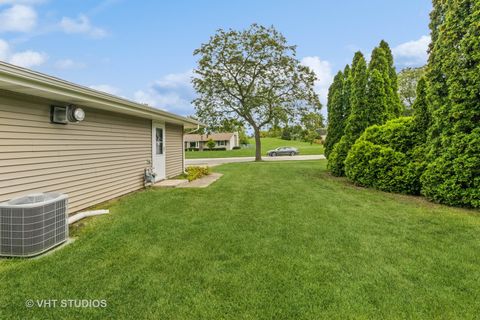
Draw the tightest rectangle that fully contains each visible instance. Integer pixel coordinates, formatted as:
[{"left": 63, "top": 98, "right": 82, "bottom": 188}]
[
  {"left": 1, "top": 160, "right": 479, "bottom": 319},
  {"left": 185, "top": 137, "right": 324, "bottom": 158}
]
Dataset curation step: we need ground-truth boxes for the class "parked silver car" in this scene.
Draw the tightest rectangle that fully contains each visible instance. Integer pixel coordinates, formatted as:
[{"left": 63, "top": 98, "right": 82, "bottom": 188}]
[{"left": 266, "top": 147, "right": 299, "bottom": 157}]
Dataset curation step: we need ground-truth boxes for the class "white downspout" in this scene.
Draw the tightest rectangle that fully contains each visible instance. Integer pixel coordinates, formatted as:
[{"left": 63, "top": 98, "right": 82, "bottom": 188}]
[
  {"left": 186, "top": 123, "right": 201, "bottom": 134},
  {"left": 68, "top": 209, "right": 109, "bottom": 225}
]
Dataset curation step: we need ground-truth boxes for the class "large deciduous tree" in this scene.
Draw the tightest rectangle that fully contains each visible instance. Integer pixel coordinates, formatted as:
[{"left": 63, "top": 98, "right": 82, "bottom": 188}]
[
  {"left": 300, "top": 106, "right": 323, "bottom": 145},
  {"left": 192, "top": 24, "right": 321, "bottom": 161},
  {"left": 397, "top": 66, "right": 426, "bottom": 114}
]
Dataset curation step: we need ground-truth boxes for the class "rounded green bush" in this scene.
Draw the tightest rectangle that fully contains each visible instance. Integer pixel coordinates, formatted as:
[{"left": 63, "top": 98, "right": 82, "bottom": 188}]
[
  {"left": 358, "top": 117, "right": 418, "bottom": 153},
  {"left": 327, "top": 137, "right": 350, "bottom": 176},
  {"left": 345, "top": 117, "right": 425, "bottom": 194}
]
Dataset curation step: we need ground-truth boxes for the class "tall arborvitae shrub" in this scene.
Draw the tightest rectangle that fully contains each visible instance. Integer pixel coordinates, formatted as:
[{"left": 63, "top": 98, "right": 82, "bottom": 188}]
[
  {"left": 345, "top": 77, "right": 430, "bottom": 194},
  {"left": 379, "top": 40, "right": 403, "bottom": 117},
  {"left": 411, "top": 77, "right": 430, "bottom": 141},
  {"left": 344, "top": 52, "right": 368, "bottom": 140},
  {"left": 329, "top": 44, "right": 398, "bottom": 176},
  {"left": 367, "top": 46, "right": 391, "bottom": 124},
  {"left": 341, "top": 65, "right": 352, "bottom": 123},
  {"left": 421, "top": 0, "right": 480, "bottom": 208},
  {"left": 324, "top": 64, "right": 352, "bottom": 159},
  {"left": 365, "top": 70, "right": 388, "bottom": 125},
  {"left": 324, "top": 71, "right": 345, "bottom": 158},
  {"left": 328, "top": 52, "right": 368, "bottom": 176}
]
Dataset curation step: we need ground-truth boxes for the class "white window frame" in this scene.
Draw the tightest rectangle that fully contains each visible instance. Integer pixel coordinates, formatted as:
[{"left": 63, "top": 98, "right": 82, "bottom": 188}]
[{"left": 189, "top": 141, "right": 199, "bottom": 148}]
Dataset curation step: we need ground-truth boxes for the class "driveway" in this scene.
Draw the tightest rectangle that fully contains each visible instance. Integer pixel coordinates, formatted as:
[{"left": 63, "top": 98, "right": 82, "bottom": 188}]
[{"left": 186, "top": 154, "right": 325, "bottom": 167}]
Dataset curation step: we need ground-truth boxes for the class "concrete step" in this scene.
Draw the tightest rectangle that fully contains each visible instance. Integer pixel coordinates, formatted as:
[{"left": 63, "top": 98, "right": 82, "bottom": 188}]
[{"left": 154, "top": 179, "right": 189, "bottom": 188}]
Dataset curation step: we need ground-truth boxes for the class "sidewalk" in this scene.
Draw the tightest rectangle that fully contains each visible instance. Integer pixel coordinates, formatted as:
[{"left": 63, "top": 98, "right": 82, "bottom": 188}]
[{"left": 185, "top": 154, "right": 325, "bottom": 167}]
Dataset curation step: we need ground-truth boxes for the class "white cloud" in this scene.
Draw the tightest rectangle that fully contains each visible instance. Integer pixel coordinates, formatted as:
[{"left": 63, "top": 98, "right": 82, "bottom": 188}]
[
  {"left": 0, "top": 38, "right": 46, "bottom": 67},
  {"left": 89, "top": 84, "right": 121, "bottom": 95},
  {"left": 0, "top": 38, "right": 9, "bottom": 60},
  {"left": 0, "top": 4, "right": 37, "bottom": 32},
  {"left": 0, "top": 0, "right": 44, "bottom": 4},
  {"left": 55, "top": 58, "right": 85, "bottom": 70},
  {"left": 60, "top": 14, "right": 107, "bottom": 39},
  {"left": 134, "top": 63, "right": 333, "bottom": 116},
  {"left": 134, "top": 70, "right": 195, "bottom": 115},
  {"left": 300, "top": 56, "right": 333, "bottom": 105},
  {"left": 9, "top": 50, "right": 46, "bottom": 67},
  {"left": 393, "top": 35, "right": 430, "bottom": 67}
]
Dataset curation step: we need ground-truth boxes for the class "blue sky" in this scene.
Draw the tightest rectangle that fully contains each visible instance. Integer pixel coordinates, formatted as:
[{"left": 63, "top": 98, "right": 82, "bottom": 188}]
[{"left": 0, "top": 0, "right": 432, "bottom": 116}]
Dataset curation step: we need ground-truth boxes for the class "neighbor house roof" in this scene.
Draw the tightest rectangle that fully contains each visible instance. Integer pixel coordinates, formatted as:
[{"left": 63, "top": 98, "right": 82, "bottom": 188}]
[
  {"left": 0, "top": 61, "right": 203, "bottom": 128},
  {"left": 184, "top": 132, "right": 235, "bottom": 142}
]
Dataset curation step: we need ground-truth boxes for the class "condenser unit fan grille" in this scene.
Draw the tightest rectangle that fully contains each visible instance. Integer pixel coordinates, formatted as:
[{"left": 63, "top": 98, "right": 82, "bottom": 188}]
[{"left": 0, "top": 193, "right": 68, "bottom": 257}]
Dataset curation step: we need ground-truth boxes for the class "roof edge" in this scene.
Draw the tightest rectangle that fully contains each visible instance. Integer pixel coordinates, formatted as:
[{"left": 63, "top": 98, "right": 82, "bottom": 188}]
[{"left": 0, "top": 61, "right": 203, "bottom": 127}]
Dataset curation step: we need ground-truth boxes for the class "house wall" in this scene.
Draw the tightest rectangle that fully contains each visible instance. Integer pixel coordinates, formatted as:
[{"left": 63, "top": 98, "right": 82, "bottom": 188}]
[
  {"left": 233, "top": 133, "right": 239, "bottom": 148},
  {"left": 0, "top": 90, "right": 155, "bottom": 214},
  {"left": 165, "top": 122, "right": 184, "bottom": 178},
  {"left": 224, "top": 139, "right": 230, "bottom": 150}
]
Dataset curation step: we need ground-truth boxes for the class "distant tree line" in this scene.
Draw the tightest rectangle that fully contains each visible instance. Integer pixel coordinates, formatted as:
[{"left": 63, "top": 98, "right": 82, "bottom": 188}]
[
  {"left": 325, "top": 0, "right": 479, "bottom": 208},
  {"left": 257, "top": 109, "right": 324, "bottom": 145}
]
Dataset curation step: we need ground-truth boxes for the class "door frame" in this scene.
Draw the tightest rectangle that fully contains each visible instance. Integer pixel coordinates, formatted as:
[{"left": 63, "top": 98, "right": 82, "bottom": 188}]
[{"left": 151, "top": 120, "right": 166, "bottom": 181}]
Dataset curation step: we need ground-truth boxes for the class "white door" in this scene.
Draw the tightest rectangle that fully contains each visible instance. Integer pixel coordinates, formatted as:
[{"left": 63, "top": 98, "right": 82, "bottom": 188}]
[{"left": 152, "top": 122, "right": 166, "bottom": 181}]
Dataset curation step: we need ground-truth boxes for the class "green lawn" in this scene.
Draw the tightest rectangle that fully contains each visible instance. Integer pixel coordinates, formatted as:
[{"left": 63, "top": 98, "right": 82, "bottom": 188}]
[
  {"left": 1, "top": 160, "right": 479, "bottom": 319},
  {"left": 185, "top": 137, "right": 324, "bottom": 158}
]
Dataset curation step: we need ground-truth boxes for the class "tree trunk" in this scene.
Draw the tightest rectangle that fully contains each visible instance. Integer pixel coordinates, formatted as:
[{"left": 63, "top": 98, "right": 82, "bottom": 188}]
[{"left": 253, "top": 127, "right": 262, "bottom": 161}]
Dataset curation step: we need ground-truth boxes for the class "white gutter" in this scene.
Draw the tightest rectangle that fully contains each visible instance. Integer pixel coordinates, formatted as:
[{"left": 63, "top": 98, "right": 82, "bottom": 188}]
[{"left": 0, "top": 61, "right": 205, "bottom": 128}]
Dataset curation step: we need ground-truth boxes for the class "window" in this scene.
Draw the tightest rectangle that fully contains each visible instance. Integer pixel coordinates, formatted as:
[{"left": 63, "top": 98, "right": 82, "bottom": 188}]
[
  {"left": 189, "top": 141, "right": 197, "bottom": 148},
  {"left": 156, "top": 128, "right": 163, "bottom": 154},
  {"left": 217, "top": 140, "right": 226, "bottom": 146}
]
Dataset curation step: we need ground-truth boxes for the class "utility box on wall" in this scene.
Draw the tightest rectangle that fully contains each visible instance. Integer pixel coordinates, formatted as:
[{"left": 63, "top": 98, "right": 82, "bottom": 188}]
[{"left": 0, "top": 192, "right": 68, "bottom": 257}]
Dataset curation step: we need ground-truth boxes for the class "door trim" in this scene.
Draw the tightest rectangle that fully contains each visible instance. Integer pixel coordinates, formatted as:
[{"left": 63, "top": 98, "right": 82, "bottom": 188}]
[{"left": 152, "top": 120, "right": 166, "bottom": 181}]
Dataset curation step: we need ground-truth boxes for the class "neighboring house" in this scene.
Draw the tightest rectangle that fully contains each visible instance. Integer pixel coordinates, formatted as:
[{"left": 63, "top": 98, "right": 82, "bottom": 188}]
[
  {"left": 0, "top": 62, "right": 201, "bottom": 214},
  {"left": 184, "top": 132, "right": 239, "bottom": 150}
]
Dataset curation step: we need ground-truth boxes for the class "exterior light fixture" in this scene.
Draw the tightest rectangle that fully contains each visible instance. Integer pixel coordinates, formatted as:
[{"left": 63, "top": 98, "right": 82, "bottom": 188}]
[{"left": 68, "top": 106, "right": 85, "bottom": 122}]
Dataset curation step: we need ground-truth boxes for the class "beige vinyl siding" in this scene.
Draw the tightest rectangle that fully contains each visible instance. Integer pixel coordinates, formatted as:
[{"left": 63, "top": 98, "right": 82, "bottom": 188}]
[
  {"left": 165, "top": 122, "right": 184, "bottom": 178},
  {"left": 0, "top": 90, "right": 151, "bottom": 214}
]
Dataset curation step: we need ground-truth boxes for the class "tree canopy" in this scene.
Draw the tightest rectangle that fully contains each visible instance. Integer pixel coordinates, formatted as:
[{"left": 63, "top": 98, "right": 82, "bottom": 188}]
[
  {"left": 397, "top": 67, "right": 426, "bottom": 114},
  {"left": 192, "top": 24, "right": 321, "bottom": 161}
]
